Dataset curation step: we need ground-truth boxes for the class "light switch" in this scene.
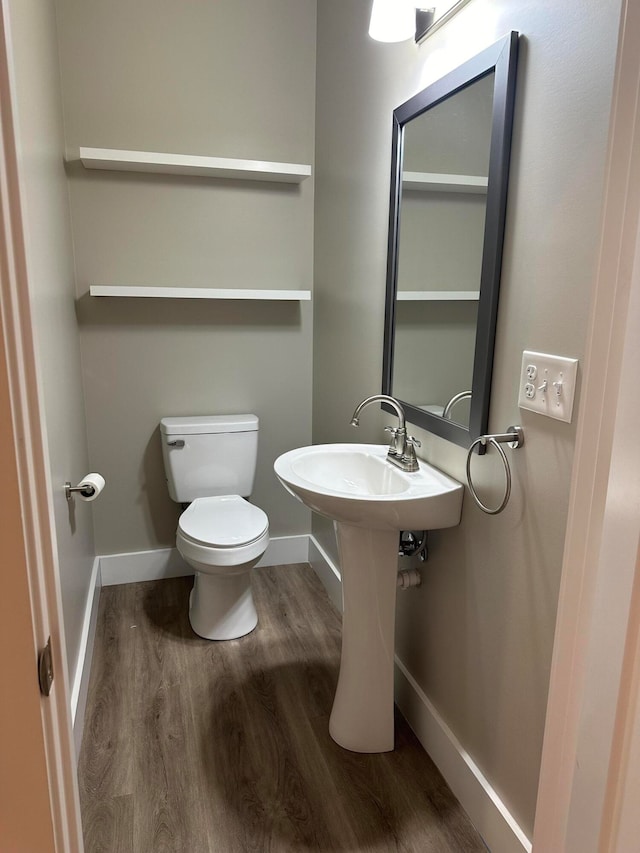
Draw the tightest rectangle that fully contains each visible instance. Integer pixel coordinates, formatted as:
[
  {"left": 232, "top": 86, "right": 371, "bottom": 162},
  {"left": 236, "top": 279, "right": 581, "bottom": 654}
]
[{"left": 518, "top": 350, "right": 578, "bottom": 422}]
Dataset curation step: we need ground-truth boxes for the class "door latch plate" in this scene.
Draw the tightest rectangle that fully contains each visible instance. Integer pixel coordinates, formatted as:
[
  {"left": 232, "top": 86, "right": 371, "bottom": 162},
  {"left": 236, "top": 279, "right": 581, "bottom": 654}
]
[{"left": 38, "top": 637, "right": 54, "bottom": 697}]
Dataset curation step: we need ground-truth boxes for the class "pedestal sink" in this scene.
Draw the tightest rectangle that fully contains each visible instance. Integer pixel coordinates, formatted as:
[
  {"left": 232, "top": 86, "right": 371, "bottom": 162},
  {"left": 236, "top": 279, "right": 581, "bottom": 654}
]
[{"left": 274, "top": 443, "right": 463, "bottom": 753}]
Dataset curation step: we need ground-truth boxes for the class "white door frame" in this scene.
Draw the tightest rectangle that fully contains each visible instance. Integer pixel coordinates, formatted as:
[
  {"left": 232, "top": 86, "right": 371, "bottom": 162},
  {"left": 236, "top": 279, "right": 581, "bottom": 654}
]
[
  {"left": 533, "top": 0, "right": 640, "bottom": 849},
  {"left": 0, "top": 1, "right": 83, "bottom": 849}
]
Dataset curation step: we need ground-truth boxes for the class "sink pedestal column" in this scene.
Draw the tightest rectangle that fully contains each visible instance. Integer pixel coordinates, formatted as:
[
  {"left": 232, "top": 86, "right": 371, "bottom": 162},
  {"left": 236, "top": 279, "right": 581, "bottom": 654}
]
[{"left": 329, "top": 522, "right": 399, "bottom": 753}]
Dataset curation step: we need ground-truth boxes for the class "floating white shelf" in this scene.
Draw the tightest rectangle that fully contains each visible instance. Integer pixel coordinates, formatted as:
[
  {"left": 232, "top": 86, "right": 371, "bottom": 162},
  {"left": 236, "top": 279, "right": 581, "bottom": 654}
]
[
  {"left": 89, "top": 286, "right": 311, "bottom": 301},
  {"left": 402, "top": 172, "right": 488, "bottom": 194},
  {"left": 76, "top": 147, "right": 312, "bottom": 184},
  {"left": 397, "top": 290, "right": 480, "bottom": 301}
]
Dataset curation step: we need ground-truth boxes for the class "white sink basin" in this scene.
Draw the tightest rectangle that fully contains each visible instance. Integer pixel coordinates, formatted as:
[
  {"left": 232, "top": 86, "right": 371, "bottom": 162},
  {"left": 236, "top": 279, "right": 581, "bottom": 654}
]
[{"left": 274, "top": 443, "right": 463, "bottom": 531}]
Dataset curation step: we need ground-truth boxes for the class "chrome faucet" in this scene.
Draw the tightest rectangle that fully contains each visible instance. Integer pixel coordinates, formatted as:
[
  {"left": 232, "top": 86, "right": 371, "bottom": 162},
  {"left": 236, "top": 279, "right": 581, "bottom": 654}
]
[{"left": 350, "top": 394, "right": 420, "bottom": 472}]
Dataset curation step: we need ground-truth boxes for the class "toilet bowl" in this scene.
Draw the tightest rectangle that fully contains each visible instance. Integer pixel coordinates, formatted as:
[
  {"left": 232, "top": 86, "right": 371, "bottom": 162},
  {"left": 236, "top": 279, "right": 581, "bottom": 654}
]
[{"left": 176, "top": 495, "right": 269, "bottom": 640}]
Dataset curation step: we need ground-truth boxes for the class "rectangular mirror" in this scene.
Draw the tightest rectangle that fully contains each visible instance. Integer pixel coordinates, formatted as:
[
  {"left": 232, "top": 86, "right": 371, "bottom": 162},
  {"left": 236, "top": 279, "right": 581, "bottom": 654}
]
[{"left": 382, "top": 32, "right": 519, "bottom": 448}]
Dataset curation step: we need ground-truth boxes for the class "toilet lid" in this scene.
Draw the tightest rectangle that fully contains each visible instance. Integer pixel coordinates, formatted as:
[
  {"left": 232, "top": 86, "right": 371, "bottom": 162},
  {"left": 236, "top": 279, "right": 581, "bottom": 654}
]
[{"left": 178, "top": 495, "right": 268, "bottom": 548}]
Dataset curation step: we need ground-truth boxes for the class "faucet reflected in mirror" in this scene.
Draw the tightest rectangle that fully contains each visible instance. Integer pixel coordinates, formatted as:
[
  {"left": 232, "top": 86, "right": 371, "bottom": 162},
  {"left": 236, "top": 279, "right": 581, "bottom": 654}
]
[
  {"left": 350, "top": 394, "right": 421, "bottom": 472},
  {"left": 443, "top": 390, "right": 472, "bottom": 421}
]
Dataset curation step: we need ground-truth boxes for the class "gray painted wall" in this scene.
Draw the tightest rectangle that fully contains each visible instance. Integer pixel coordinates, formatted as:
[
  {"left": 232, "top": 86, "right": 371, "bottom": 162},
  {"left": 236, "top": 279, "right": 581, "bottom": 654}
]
[
  {"left": 7, "top": 0, "right": 95, "bottom": 680},
  {"left": 55, "top": 0, "right": 316, "bottom": 554},
  {"left": 312, "top": 0, "right": 620, "bottom": 836}
]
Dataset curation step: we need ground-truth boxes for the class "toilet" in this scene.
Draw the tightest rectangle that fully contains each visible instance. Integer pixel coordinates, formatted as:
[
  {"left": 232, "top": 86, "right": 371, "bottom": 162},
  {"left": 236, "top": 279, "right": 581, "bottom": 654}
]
[{"left": 160, "top": 414, "right": 269, "bottom": 640}]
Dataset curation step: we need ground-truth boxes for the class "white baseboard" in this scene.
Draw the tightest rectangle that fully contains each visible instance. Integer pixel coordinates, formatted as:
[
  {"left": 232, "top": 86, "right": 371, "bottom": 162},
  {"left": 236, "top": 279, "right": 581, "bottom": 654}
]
[
  {"left": 307, "top": 534, "right": 531, "bottom": 853},
  {"left": 100, "top": 546, "right": 190, "bottom": 586},
  {"left": 70, "top": 556, "right": 101, "bottom": 761},
  {"left": 256, "top": 534, "right": 309, "bottom": 568},
  {"left": 99, "top": 534, "right": 310, "bottom": 586},
  {"left": 394, "top": 659, "right": 532, "bottom": 853},
  {"left": 308, "top": 534, "right": 342, "bottom": 611}
]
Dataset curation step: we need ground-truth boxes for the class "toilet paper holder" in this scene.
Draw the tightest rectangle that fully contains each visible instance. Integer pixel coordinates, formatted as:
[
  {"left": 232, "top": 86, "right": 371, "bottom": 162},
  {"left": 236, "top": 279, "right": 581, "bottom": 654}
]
[
  {"left": 64, "top": 481, "right": 96, "bottom": 501},
  {"left": 64, "top": 473, "right": 106, "bottom": 502}
]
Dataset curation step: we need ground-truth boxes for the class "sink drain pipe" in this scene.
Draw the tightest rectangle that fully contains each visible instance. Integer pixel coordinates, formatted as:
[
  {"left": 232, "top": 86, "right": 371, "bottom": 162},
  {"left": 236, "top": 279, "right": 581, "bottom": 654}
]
[
  {"left": 397, "top": 568, "right": 422, "bottom": 589},
  {"left": 397, "top": 530, "right": 427, "bottom": 589},
  {"left": 399, "top": 530, "right": 428, "bottom": 560}
]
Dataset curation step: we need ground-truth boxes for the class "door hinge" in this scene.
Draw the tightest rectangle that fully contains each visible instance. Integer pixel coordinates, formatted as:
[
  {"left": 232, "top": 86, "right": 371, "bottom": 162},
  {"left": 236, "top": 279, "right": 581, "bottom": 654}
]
[{"left": 38, "top": 637, "right": 54, "bottom": 697}]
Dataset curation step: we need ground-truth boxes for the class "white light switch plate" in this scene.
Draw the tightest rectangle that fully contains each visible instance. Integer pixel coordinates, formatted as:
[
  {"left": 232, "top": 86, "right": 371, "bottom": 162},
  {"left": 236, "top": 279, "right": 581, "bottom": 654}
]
[{"left": 518, "top": 350, "right": 578, "bottom": 422}]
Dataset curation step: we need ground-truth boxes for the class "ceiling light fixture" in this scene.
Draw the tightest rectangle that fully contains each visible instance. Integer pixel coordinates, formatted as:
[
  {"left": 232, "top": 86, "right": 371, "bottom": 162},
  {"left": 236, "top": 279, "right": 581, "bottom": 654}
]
[
  {"left": 368, "top": 0, "right": 417, "bottom": 43},
  {"left": 368, "top": 0, "right": 471, "bottom": 44}
]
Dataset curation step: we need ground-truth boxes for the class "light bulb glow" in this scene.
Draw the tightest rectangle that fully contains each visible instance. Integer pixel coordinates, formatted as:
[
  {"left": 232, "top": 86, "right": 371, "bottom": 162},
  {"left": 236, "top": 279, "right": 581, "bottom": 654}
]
[{"left": 368, "top": 0, "right": 416, "bottom": 43}]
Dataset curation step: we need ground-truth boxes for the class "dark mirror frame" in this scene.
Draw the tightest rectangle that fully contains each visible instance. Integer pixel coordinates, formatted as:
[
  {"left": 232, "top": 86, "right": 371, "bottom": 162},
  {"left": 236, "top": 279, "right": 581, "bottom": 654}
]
[{"left": 382, "top": 32, "right": 519, "bottom": 449}]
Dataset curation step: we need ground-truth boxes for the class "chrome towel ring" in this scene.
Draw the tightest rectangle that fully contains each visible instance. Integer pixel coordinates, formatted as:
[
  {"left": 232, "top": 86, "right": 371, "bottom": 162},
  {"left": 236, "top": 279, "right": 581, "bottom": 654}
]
[{"left": 466, "top": 426, "right": 525, "bottom": 515}]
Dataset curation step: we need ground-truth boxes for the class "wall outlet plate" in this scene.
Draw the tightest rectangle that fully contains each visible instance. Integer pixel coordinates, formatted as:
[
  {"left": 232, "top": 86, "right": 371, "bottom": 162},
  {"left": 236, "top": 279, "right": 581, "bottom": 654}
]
[{"left": 518, "top": 350, "right": 578, "bottom": 422}]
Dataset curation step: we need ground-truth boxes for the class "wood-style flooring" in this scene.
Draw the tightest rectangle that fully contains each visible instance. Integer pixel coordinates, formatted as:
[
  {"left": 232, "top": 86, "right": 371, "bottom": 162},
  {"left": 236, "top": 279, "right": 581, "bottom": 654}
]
[{"left": 79, "top": 564, "right": 486, "bottom": 852}]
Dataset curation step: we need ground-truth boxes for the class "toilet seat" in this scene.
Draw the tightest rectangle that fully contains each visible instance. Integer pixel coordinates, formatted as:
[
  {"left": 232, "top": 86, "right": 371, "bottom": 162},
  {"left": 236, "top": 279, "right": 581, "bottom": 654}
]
[
  {"left": 179, "top": 495, "right": 268, "bottom": 546},
  {"left": 177, "top": 495, "right": 269, "bottom": 570}
]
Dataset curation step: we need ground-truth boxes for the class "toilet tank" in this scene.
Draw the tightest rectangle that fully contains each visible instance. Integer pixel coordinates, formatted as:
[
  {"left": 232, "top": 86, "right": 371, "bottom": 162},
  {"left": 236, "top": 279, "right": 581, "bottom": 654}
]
[{"left": 160, "top": 414, "right": 259, "bottom": 502}]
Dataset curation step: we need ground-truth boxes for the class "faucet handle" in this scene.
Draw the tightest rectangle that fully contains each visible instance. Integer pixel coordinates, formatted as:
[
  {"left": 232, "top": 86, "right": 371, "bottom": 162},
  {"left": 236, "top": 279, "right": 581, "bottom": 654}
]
[
  {"left": 402, "top": 435, "right": 421, "bottom": 472},
  {"left": 385, "top": 425, "right": 406, "bottom": 457}
]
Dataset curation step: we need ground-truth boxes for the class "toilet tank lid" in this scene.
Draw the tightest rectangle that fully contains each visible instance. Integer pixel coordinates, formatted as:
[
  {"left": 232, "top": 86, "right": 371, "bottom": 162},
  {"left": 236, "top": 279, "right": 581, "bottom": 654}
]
[{"left": 160, "top": 414, "right": 258, "bottom": 435}]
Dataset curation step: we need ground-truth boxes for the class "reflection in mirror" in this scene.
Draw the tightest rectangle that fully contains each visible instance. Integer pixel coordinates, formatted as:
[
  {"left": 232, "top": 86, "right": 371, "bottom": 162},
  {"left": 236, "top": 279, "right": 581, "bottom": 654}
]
[
  {"left": 382, "top": 33, "right": 519, "bottom": 448},
  {"left": 392, "top": 73, "right": 494, "bottom": 428}
]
